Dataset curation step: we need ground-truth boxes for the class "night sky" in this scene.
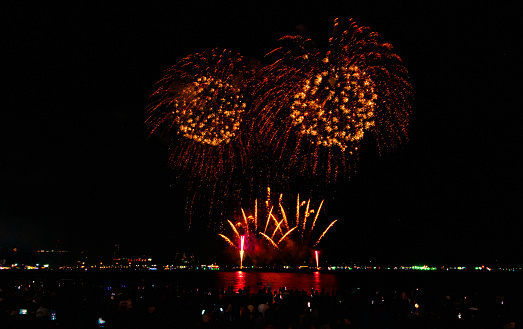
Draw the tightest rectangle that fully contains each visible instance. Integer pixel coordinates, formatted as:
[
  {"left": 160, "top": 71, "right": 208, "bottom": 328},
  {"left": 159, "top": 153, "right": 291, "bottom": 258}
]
[{"left": 2, "top": 2, "right": 521, "bottom": 265}]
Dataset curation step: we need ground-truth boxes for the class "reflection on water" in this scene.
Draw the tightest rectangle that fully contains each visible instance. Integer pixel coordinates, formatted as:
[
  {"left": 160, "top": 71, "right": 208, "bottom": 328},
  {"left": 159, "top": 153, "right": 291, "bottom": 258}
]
[
  {"left": 313, "top": 271, "right": 320, "bottom": 288},
  {"left": 214, "top": 271, "right": 339, "bottom": 293},
  {"left": 236, "top": 271, "right": 245, "bottom": 290}
]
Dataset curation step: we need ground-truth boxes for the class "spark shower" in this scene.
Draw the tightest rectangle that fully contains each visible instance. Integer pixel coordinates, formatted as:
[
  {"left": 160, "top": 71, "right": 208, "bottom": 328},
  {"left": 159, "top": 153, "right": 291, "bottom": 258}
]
[{"left": 219, "top": 191, "right": 337, "bottom": 267}]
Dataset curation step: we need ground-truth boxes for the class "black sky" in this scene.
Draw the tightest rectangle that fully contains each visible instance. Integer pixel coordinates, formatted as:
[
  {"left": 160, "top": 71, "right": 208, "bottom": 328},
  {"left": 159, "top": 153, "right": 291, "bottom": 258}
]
[{"left": 2, "top": 2, "right": 522, "bottom": 265}]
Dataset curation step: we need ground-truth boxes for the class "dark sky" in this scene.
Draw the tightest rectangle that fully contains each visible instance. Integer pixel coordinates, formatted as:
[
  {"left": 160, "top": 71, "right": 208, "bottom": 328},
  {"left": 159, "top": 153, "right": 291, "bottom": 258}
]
[{"left": 2, "top": 2, "right": 521, "bottom": 265}]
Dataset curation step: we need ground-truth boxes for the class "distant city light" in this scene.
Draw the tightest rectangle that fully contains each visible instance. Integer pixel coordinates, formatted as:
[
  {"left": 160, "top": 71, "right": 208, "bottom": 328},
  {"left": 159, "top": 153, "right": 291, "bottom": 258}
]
[
  {"left": 411, "top": 265, "right": 437, "bottom": 271},
  {"left": 3, "top": 247, "right": 522, "bottom": 271}
]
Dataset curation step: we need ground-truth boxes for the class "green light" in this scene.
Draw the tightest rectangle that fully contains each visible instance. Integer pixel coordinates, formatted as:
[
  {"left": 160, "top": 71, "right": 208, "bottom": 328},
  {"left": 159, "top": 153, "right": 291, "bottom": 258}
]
[{"left": 412, "top": 265, "right": 436, "bottom": 271}]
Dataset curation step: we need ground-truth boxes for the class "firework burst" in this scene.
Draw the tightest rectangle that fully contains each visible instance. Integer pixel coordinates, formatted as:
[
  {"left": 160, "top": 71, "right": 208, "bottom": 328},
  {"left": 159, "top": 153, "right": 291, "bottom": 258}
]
[
  {"left": 252, "top": 18, "right": 413, "bottom": 184},
  {"left": 146, "top": 49, "right": 256, "bottom": 227},
  {"left": 146, "top": 19, "right": 413, "bottom": 230},
  {"left": 146, "top": 48, "right": 251, "bottom": 180},
  {"left": 219, "top": 191, "right": 337, "bottom": 267}
]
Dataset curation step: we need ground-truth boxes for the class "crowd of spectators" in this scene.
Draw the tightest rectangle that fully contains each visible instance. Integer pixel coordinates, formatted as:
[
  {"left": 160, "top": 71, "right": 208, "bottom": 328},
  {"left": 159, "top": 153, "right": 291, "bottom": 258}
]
[{"left": 0, "top": 272, "right": 520, "bottom": 328}]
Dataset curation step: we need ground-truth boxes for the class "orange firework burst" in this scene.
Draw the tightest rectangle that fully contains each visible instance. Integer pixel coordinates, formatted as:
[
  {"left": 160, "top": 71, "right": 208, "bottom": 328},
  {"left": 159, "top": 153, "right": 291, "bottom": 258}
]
[
  {"left": 146, "top": 48, "right": 255, "bottom": 227},
  {"left": 146, "top": 48, "right": 250, "bottom": 181},
  {"left": 251, "top": 18, "right": 413, "bottom": 183}
]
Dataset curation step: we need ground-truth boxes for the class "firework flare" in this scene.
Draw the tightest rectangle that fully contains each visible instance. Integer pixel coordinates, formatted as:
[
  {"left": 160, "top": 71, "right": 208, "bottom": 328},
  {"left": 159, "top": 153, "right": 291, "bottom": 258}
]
[
  {"left": 251, "top": 18, "right": 413, "bottom": 184},
  {"left": 219, "top": 192, "right": 337, "bottom": 267},
  {"left": 240, "top": 235, "right": 245, "bottom": 269}
]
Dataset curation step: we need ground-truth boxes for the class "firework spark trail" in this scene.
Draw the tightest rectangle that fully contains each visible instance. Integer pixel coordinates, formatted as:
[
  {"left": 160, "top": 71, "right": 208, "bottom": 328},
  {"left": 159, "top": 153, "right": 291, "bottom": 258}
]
[
  {"left": 219, "top": 234, "right": 236, "bottom": 248},
  {"left": 269, "top": 213, "right": 284, "bottom": 236},
  {"left": 277, "top": 226, "right": 296, "bottom": 244},
  {"left": 260, "top": 232, "right": 280, "bottom": 249},
  {"left": 279, "top": 199, "right": 290, "bottom": 231},
  {"left": 255, "top": 199, "right": 258, "bottom": 232},
  {"left": 241, "top": 208, "right": 250, "bottom": 235},
  {"left": 228, "top": 220, "right": 240, "bottom": 239},
  {"left": 296, "top": 194, "right": 300, "bottom": 237},
  {"left": 302, "top": 198, "right": 310, "bottom": 239},
  {"left": 264, "top": 206, "right": 273, "bottom": 234},
  {"left": 313, "top": 219, "right": 337, "bottom": 247},
  {"left": 310, "top": 199, "right": 324, "bottom": 233},
  {"left": 266, "top": 187, "right": 271, "bottom": 212},
  {"left": 271, "top": 218, "right": 286, "bottom": 240}
]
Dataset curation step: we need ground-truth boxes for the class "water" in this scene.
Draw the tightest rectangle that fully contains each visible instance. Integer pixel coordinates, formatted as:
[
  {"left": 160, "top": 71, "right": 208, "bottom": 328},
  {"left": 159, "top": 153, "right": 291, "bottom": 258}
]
[
  {"left": 3, "top": 269, "right": 522, "bottom": 295},
  {"left": 213, "top": 270, "right": 339, "bottom": 293}
]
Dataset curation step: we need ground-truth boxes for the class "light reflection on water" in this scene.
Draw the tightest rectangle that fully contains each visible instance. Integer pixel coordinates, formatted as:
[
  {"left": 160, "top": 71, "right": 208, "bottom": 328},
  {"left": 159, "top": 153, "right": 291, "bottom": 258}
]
[{"left": 213, "top": 271, "right": 339, "bottom": 293}]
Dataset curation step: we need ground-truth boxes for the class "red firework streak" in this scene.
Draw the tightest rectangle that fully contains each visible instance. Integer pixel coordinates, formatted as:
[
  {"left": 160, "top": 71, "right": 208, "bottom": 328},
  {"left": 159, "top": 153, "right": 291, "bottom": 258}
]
[{"left": 240, "top": 235, "right": 245, "bottom": 269}]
